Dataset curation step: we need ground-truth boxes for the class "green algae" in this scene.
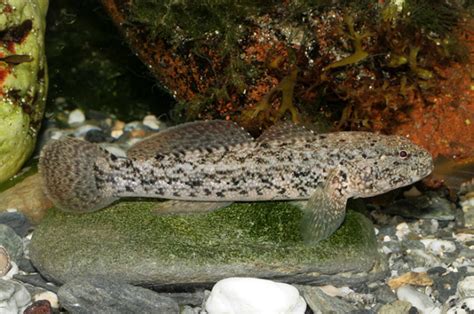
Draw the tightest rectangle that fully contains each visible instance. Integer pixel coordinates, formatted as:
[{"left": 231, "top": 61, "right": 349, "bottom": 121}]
[{"left": 33, "top": 201, "right": 377, "bottom": 268}]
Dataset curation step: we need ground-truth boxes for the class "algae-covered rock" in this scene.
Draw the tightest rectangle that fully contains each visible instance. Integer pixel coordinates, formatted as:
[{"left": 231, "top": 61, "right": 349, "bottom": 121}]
[
  {"left": 30, "top": 201, "right": 387, "bottom": 287},
  {"left": 0, "top": 0, "right": 48, "bottom": 183}
]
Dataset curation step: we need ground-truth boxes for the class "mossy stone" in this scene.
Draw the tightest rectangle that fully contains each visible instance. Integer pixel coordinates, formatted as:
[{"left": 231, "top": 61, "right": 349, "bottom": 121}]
[{"left": 30, "top": 201, "right": 387, "bottom": 287}]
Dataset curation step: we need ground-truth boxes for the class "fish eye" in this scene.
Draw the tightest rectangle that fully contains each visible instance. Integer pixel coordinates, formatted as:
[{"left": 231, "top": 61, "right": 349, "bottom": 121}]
[{"left": 399, "top": 150, "right": 409, "bottom": 159}]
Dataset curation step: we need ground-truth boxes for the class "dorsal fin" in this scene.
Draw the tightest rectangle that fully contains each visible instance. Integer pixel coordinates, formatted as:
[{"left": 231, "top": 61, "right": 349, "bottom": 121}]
[
  {"left": 127, "top": 120, "right": 254, "bottom": 160},
  {"left": 256, "top": 122, "right": 315, "bottom": 143}
]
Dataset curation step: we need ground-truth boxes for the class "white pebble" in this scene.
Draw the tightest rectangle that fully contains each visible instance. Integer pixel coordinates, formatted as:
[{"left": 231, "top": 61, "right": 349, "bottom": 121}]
[
  {"left": 111, "top": 129, "right": 124, "bottom": 139},
  {"left": 34, "top": 291, "right": 59, "bottom": 308},
  {"left": 420, "top": 239, "right": 456, "bottom": 256},
  {"left": 2, "top": 262, "right": 19, "bottom": 280},
  {"left": 457, "top": 276, "right": 474, "bottom": 298},
  {"left": 397, "top": 285, "right": 440, "bottom": 314},
  {"left": 73, "top": 125, "right": 101, "bottom": 137},
  {"left": 67, "top": 109, "right": 86, "bottom": 125},
  {"left": 396, "top": 222, "right": 410, "bottom": 240},
  {"left": 143, "top": 115, "right": 161, "bottom": 130},
  {"left": 100, "top": 145, "right": 127, "bottom": 158},
  {"left": 446, "top": 297, "right": 474, "bottom": 314},
  {"left": 205, "top": 277, "right": 306, "bottom": 314}
]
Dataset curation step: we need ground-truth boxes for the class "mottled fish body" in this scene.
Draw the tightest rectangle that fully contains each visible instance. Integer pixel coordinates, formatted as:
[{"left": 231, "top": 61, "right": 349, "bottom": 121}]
[{"left": 39, "top": 120, "right": 433, "bottom": 243}]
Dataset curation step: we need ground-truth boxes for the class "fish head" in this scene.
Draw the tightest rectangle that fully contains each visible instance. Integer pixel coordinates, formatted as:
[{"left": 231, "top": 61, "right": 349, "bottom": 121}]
[{"left": 346, "top": 133, "right": 433, "bottom": 198}]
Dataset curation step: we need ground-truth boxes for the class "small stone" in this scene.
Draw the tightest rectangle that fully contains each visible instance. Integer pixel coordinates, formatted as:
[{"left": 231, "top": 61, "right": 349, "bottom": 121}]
[
  {"left": 111, "top": 120, "right": 125, "bottom": 139},
  {"left": 0, "top": 173, "right": 53, "bottom": 224},
  {"left": 397, "top": 285, "right": 439, "bottom": 314},
  {"left": 378, "top": 300, "right": 413, "bottom": 314},
  {"left": 123, "top": 121, "right": 142, "bottom": 132},
  {"left": 0, "top": 224, "right": 23, "bottom": 263},
  {"left": 130, "top": 129, "right": 147, "bottom": 138},
  {"left": 298, "top": 285, "right": 358, "bottom": 313},
  {"left": 385, "top": 192, "right": 455, "bottom": 221},
  {"left": 13, "top": 274, "right": 59, "bottom": 293},
  {"left": 67, "top": 109, "right": 86, "bottom": 125},
  {"left": 205, "top": 277, "right": 306, "bottom": 314},
  {"left": 0, "top": 279, "right": 31, "bottom": 313},
  {"left": 445, "top": 297, "right": 474, "bottom": 314},
  {"left": 457, "top": 276, "right": 474, "bottom": 298},
  {"left": 73, "top": 124, "right": 101, "bottom": 137},
  {"left": 17, "top": 257, "right": 37, "bottom": 273},
  {"left": 33, "top": 291, "right": 59, "bottom": 309},
  {"left": 58, "top": 276, "right": 179, "bottom": 313},
  {"left": 396, "top": 222, "right": 411, "bottom": 240},
  {"left": 100, "top": 144, "right": 127, "bottom": 158},
  {"left": 142, "top": 115, "right": 161, "bottom": 130},
  {"left": 420, "top": 239, "right": 456, "bottom": 256},
  {"left": 23, "top": 300, "right": 53, "bottom": 314},
  {"left": 0, "top": 246, "right": 11, "bottom": 276},
  {"left": 388, "top": 272, "right": 434, "bottom": 290},
  {"left": 84, "top": 129, "right": 109, "bottom": 143},
  {"left": 0, "top": 212, "right": 31, "bottom": 237}
]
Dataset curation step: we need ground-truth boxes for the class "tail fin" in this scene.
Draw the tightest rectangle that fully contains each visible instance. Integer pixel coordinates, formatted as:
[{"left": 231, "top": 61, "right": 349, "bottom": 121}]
[{"left": 39, "top": 137, "right": 117, "bottom": 213}]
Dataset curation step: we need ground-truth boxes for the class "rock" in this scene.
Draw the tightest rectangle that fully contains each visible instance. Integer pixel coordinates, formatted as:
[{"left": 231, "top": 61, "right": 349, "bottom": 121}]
[
  {"left": 297, "top": 285, "right": 358, "bottom": 313},
  {"left": 0, "top": 279, "right": 32, "bottom": 313},
  {"left": 205, "top": 277, "right": 306, "bottom": 314},
  {"left": 445, "top": 297, "right": 474, "bottom": 314},
  {"left": 0, "top": 212, "right": 31, "bottom": 237},
  {"left": 73, "top": 124, "right": 102, "bottom": 138},
  {"left": 57, "top": 276, "right": 179, "bottom": 314},
  {"left": 13, "top": 274, "right": 59, "bottom": 293},
  {"left": 384, "top": 192, "right": 455, "bottom": 221},
  {"left": 0, "top": 173, "right": 53, "bottom": 224},
  {"left": 29, "top": 202, "right": 386, "bottom": 286},
  {"left": 397, "top": 285, "right": 439, "bottom": 314},
  {"left": 430, "top": 267, "right": 466, "bottom": 303},
  {"left": 84, "top": 129, "right": 109, "bottom": 143},
  {"left": 457, "top": 276, "right": 474, "bottom": 298},
  {"left": 0, "top": 0, "right": 48, "bottom": 184},
  {"left": 33, "top": 291, "right": 59, "bottom": 309},
  {"left": 378, "top": 300, "right": 414, "bottom": 314},
  {"left": 67, "top": 109, "right": 86, "bottom": 125},
  {"left": 23, "top": 300, "right": 53, "bottom": 314},
  {"left": 0, "top": 224, "right": 23, "bottom": 263},
  {"left": 17, "top": 257, "right": 37, "bottom": 273},
  {"left": 142, "top": 115, "right": 161, "bottom": 130},
  {"left": 420, "top": 239, "right": 456, "bottom": 256},
  {"left": 388, "top": 272, "right": 434, "bottom": 290},
  {"left": 0, "top": 246, "right": 12, "bottom": 277}
]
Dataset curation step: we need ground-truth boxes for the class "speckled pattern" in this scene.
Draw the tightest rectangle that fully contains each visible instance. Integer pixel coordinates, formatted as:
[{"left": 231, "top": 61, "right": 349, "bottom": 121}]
[{"left": 39, "top": 120, "right": 433, "bottom": 241}]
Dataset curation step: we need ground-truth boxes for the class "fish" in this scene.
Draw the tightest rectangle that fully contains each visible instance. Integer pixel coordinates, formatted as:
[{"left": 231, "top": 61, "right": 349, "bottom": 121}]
[{"left": 38, "top": 120, "right": 433, "bottom": 243}]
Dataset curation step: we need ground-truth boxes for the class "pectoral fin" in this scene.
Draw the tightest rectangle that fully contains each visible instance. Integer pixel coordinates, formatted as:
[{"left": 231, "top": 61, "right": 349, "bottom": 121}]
[{"left": 297, "top": 169, "right": 348, "bottom": 244}]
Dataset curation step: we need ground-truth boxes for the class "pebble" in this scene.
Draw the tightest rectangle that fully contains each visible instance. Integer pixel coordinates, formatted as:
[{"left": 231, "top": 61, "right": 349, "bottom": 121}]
[
  {"left": 420, "top": 239, "right": 457, "bottom": 256},
  {"left": 67, "top": 109, "right": 86, "bottom": 125},
  {"left": 23, "top": 300, "right": 53, "bottom": 314},
  {"left": 297, "top": 285, "right": 358, "bottom": 313},
  {"left": 0, "top": 246, "right": 11, "bottom": 276},
  {"left": 378, "top": 300, "right": 414, "bottom": 314},
  {"left": 445, "top": 297, "right": 474, "bottom": 314},
  {"left": 58, "top": 276, "right": 179, "bottom": 313},
  {"left": 0, "top": 212, "right": 31, "bottom": 237},
  {"left": 205, "top": 277, "right": 306, "bottom": 314},
  {"left": 142, "top": 114, "right": 161, "bottom": 130},
  {"left": 457, "top": 276, "right": 474, "bottom": 298},
  {"left": 0, "top": 279, "right": 31, "bottom": 313},
  {"left": 0, "top": 224, "right": 24, "bottom": 263},
  {"left": 33, "top": 291, "right": 59, "bottom": 309},
  {"left": 397, "top": 285, "right": 439, "bottom": 314}
]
